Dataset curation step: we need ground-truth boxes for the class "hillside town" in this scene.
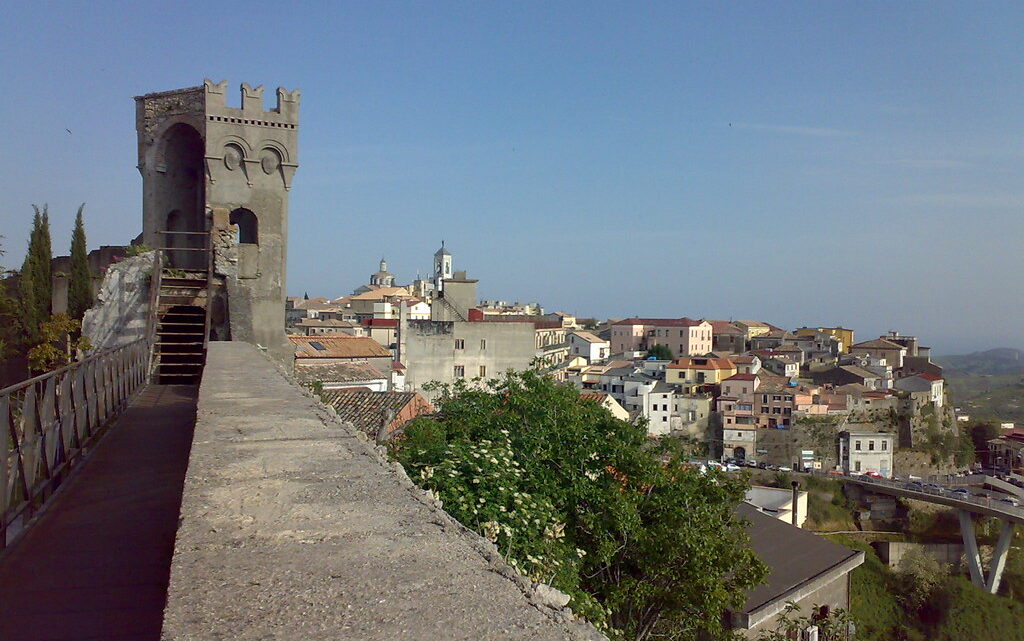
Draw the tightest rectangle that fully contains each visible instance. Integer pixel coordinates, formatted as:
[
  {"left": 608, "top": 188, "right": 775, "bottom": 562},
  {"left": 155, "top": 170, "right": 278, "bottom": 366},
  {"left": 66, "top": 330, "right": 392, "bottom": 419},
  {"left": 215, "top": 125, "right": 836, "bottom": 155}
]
[{"left": 286, "top": 243, "right": 961, "bottom": 479}]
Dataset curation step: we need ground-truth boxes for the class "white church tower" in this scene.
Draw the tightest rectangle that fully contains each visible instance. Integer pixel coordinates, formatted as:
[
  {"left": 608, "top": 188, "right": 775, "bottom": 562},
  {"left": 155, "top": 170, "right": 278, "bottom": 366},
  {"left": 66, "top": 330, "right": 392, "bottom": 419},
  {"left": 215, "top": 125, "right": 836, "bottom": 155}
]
[{"left": 434, "top": 241, "right": 453, "bottom": 293}]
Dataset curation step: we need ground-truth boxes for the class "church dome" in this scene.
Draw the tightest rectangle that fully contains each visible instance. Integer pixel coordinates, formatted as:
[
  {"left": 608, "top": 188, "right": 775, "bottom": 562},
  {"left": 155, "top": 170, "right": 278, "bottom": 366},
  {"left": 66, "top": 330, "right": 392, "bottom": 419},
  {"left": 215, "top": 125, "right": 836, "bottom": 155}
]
[{"left": 435, "top": 241, "right": 451, "bottom": 257}]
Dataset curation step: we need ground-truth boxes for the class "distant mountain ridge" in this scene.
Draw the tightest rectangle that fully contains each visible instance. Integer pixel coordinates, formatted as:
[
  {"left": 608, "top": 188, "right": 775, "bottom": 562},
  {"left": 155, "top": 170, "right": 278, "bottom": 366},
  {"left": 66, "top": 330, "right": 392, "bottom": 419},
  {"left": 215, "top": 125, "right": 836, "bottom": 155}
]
[{"left": 935, "top": 348, "right": 1024, "bottom": 376}]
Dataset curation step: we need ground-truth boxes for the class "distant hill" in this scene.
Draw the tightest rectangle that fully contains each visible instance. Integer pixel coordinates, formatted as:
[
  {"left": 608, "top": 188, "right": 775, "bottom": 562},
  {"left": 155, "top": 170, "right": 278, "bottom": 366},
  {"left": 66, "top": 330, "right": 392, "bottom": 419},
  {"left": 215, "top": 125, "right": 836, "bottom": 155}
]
[
  {"left": 934, "top": 348, "right": 1024, "bottom": 376},
  {"left": 936, "top": 348, "right": 1024, "bottom": 422}
]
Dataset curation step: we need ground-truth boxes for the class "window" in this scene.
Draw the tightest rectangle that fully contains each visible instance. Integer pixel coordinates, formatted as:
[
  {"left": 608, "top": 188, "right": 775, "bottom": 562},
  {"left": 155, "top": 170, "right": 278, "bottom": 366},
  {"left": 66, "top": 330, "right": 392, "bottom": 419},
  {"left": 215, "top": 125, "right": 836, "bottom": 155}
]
[
  {"left": 454, "top": 339, "right": 465, "bottom": 350},
  {"left": 480, "top": 338, "right": 487, "bottom": 350},
  {"left": 662, "top": 417, "right": 667, "bottom": 422},
  {"left": 855, "top": 440, "right": 862, "bottom": 451},
  {"left": 479, "top": 365, "right": 487, "bottom": 377},
  {"left": 855, "top": 461, "right": 862, "bottom": 472},
  {"left": 454, "top": 365, "right": 465, "bottom": 378},
  {"left": 229, "top": 208, "right": 259, "bottom": 244},
  {"left": 882, "top": 440, "right": 888, "bottom": 451},
  {"left": 869, "top": 441, "right": 875, "bottom": 451},
  {"left": 662, "top": 404, "right": 668, "bottom": 411}
]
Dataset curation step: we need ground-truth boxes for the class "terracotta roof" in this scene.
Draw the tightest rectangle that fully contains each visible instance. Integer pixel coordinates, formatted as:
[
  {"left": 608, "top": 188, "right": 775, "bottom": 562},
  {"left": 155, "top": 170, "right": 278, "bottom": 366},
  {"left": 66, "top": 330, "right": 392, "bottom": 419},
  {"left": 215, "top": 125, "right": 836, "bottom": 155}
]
[
  {"left": 570, "top": 331, "right": 606, "bottom": 343},
  {"left": 295, "top": 318, "right": 357, "bottom": 327},
  {"left": 724, "top": 373, "right": 758, "bottom": 381},
  {"left": 611, "top": 317, "right": 708, "bottom": 327},
  {"left": 732, "top": 356, "right": 758, "bottom": 364},
  {"left": 709, "top": 320, "right": 745, "bottom": 335},
  {"left": 916, "top": 373, "right": 943, "bottom": 381},
  {"left": 348, "top": 287, "right": 412, "bottom": 301},
  {"left": 290, "top": 336, "right": 392, "bottom": 359},
  {"left": 320, "top": 390, "right": 433, "bottom": 436},
  {"left": 580, "top": 392, "right": 611, "bottom": 403},
  {"left": 293, "top": 361, "right": 388, "bottom": 384}
]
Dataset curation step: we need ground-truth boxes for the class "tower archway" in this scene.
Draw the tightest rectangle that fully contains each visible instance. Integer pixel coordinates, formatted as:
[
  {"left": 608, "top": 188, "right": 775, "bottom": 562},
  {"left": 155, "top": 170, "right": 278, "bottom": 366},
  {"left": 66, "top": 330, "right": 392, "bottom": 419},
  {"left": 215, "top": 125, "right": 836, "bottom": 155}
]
[{"left": 157, "top": 123, "right": 205, "bottom": 268}]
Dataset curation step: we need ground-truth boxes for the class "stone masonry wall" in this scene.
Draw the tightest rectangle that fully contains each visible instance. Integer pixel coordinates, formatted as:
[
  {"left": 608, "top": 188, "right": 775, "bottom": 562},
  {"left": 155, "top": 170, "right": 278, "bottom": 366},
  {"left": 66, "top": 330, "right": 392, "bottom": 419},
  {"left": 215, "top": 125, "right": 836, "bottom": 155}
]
[
  {"left": 162, "top": 342, "right": 605, "bottom": 641},
  {"left": 81, "top": 252, "right": 156, "bottom": 352}
]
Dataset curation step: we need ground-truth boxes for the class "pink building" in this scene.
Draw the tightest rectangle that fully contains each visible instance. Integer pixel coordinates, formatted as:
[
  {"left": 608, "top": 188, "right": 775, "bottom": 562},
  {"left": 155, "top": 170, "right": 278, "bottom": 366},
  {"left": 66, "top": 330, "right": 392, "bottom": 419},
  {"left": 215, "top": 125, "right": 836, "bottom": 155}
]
[{"left": 610, "top": 317, "right": 713, "bottom": 357}]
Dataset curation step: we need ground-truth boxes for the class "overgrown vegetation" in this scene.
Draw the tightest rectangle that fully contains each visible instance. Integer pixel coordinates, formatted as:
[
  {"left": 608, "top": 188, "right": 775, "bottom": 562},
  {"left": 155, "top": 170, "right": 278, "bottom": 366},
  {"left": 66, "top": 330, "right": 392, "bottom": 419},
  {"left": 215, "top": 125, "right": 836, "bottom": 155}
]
[
  {"left": 645, "top": 343, "right": 673, "bottom": 360},
  {"left": 826, "top": 533, "right": 1024, "bottom": 640},
  {"left": 389, "top": 371, "right": 767, "bottom": 640},
  {"left": 67, "top": 204, "right": 93, "bottom": 322}
]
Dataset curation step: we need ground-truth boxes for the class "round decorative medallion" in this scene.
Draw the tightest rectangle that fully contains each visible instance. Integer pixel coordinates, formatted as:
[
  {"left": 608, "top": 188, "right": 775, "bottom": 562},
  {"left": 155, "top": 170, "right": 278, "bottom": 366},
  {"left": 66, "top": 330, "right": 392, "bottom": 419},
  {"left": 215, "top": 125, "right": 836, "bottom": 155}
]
[
  {"left": 260, "top": 150, "right": 280, "bottom": 175},
  {"left": 223, "top": 146, "right": 242, "bottom": 170}
]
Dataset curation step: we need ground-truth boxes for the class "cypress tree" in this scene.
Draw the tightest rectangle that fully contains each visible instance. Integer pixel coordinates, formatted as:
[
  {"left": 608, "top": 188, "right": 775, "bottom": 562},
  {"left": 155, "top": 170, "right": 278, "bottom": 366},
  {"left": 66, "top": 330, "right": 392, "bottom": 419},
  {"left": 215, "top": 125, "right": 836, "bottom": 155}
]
[
  {"left": 34, "top": 205, "right": 52, "bottom": 320},
  {"left": 19, "top": 212, "right": 42, "bottom": 345},
  {"left": 68, "top": 204, "right": 93, "bottom": 321}
]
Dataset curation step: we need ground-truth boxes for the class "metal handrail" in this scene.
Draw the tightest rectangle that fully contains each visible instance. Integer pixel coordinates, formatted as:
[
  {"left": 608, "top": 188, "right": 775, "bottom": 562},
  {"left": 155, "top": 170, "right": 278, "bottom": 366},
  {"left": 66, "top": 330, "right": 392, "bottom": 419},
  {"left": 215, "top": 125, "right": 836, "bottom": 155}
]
[{"left": 0, "top": 336, "right": 152, "bottom": 550}]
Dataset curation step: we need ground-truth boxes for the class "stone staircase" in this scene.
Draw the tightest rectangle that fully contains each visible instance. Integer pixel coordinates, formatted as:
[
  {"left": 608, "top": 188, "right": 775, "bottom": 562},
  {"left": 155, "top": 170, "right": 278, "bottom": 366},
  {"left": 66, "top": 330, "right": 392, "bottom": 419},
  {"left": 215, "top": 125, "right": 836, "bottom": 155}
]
[{"left": 154, "top": 269, "right": 210, "bottom": 385}]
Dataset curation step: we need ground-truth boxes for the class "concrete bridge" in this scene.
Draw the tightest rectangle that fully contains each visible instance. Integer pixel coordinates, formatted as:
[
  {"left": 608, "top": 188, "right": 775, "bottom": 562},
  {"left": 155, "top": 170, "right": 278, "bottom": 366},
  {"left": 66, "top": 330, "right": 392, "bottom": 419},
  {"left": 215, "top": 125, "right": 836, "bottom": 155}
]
[
  {"left": 0, "top": 342, "right": 603, "bottom": 641},
  {"left": 843, "top": 475, "right": 1020, "bottom": 593}
]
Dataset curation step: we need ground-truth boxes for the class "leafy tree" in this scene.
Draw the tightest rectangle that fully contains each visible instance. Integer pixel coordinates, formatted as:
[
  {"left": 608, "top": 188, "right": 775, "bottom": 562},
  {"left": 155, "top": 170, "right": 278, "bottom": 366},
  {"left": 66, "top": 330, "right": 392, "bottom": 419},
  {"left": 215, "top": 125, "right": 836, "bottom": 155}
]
[
  {"left": 0, "top": 235, "right": 16, "bottom": 363},
  {"left": 27, "top": 314, "right": 90, "bottom": 372},
  {"left": 32, "top": 205, "right": 52, "bottom": 319},
  {"left": 390, "top": 371, "right": 767, "bottom": 640},
  {"left": 18, "top": 213, "right": 43, "bottom": 346},
  {"left": 67, "top": 204, "right": 93, "bottom": 321},
  {"left": 970, "top": 420, "right": 1000, "bottom": 467},
  {"left": 895, "top": 548, "right": 945, "bottom": 611},
  {"left": 756, "top": 602, "right": 855, "bottom": 641},
  {"left": 646, "top": 343, "right": 673, "bottom": 360}
]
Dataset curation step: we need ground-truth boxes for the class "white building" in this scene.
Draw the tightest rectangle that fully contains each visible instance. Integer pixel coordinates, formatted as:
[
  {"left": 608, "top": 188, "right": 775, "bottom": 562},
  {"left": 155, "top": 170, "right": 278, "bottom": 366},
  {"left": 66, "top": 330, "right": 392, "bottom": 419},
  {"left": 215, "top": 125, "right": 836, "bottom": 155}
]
[
  {"left": 894, "top": 374, "right": 944, "bottom": 408},
  {"left": 567, "top": 331, "right": 610, "bottom": 363},
  {"left": 838, "top": 431, "right": 895, "bottom": 477}
]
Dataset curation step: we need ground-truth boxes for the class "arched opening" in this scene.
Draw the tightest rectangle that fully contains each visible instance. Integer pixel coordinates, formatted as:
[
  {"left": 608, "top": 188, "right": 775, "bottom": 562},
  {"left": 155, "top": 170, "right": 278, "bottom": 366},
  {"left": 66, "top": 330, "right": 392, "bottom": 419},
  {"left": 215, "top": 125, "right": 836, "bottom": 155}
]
[
  {"left": 157, "top": 123, "right": 205, "bottom": 269},
  {"left": 733, "top": 446, "right": 746, "bottom": 462},
  {"left": 230, "top": 208, "right": 258, "bottom": 245}
]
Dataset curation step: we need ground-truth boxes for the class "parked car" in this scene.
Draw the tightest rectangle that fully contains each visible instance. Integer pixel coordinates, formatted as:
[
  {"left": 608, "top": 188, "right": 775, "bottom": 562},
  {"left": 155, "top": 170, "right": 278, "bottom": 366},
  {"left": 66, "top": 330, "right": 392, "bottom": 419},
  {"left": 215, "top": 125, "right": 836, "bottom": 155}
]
[
  {"left": 999, "top": 497, "right": 1020, "bottom": 507},
  {"left": 952, "top": 488, "right": 970, "bottom": 497},
  {"left": 866, "top": 471, "right": 883, "bottom": 479},
  {"left": 725, "top": 463, "right": 742, "bottom": 472},
  {"left": 777, "top": 466, "right": 792, "bottom": 472}
]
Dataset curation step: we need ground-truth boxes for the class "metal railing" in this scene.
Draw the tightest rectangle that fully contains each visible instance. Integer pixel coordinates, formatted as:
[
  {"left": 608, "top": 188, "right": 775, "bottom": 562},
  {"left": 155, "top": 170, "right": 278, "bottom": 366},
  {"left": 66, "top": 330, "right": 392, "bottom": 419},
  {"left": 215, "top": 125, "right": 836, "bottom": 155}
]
[{"left": 0, "top": 337, "right": 152, "bottom": 549}]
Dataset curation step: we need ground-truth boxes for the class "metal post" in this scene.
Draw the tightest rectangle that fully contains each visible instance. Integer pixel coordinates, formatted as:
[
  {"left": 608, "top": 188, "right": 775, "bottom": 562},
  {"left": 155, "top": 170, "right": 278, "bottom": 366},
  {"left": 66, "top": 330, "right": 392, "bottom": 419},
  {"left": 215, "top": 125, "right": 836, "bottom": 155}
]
[{"left": 791, "top": 480, "right": 800, "bottom": 527}]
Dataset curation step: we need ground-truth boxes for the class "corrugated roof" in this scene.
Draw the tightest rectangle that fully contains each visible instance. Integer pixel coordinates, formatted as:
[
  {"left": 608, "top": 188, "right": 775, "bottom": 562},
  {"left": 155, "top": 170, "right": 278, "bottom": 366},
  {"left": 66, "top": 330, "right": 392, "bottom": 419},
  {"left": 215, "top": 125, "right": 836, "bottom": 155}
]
[{"left": 290, "top": 336, "right": 392, "bottom": 359}]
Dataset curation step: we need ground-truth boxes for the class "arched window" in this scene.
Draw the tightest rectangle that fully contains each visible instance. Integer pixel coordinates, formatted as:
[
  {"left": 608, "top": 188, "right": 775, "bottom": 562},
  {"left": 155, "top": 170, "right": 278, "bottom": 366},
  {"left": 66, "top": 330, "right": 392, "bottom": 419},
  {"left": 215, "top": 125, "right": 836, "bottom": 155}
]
[{"left": 230, "top": 208, "right": 258, "bottom": 245}]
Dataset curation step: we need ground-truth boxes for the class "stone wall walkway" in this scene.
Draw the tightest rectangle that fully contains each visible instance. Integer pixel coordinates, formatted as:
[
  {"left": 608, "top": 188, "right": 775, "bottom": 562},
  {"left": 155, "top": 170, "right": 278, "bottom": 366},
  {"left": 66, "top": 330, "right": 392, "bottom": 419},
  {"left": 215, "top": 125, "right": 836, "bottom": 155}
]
[
  {"left": 162, "top": 342, "right": 603, "bottom": 641},
  {"left": 0, "top": 384, "right": 198, "bottom": 641}
]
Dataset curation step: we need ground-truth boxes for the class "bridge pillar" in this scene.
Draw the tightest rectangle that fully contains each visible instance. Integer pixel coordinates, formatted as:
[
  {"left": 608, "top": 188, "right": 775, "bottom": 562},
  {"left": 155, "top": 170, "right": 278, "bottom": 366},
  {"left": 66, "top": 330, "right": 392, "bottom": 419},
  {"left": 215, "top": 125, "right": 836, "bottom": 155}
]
[
  {"left": 986, "top": 521, "right": 1016, "bottom": 594},
  {"left": 958, "top": 510, "right": 986, "bottom": 589}
]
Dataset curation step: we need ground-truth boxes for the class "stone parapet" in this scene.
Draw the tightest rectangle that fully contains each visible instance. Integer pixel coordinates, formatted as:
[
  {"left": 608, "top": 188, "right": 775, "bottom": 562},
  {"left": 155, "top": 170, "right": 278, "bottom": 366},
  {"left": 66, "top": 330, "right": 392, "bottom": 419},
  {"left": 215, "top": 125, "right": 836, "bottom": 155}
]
[{"left": 162, "top": 342, "right": 604, "bottom": 641}]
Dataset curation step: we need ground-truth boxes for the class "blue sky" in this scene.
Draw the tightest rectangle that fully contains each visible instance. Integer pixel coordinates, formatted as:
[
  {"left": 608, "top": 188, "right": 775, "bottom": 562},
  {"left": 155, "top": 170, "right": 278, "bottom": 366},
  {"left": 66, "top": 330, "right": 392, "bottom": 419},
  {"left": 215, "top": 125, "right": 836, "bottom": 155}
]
[{"left": 2, "top": 2, "right": 1022, "bottom": 353}]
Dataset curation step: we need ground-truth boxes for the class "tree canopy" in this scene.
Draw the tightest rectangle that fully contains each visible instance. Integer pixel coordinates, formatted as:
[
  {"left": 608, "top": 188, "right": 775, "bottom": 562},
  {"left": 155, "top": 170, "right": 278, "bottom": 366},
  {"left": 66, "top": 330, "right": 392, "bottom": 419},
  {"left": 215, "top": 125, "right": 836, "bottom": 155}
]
[
  {"left": 646, "top": 344, "right": 674, "bottom": 360},
  {"left": 389, "top": 371, "right": 766, "bottom": 640},
  {"left": 67, "top": 204, "right": 93, "bottom": 321}
]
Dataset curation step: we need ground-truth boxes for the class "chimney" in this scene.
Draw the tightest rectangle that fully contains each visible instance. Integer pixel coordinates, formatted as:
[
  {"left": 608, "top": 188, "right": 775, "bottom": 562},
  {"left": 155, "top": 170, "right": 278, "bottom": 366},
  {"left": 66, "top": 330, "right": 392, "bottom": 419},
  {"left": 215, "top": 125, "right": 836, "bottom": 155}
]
[{"left": 791, "top": 480, "right": 800, "bottom": 526}]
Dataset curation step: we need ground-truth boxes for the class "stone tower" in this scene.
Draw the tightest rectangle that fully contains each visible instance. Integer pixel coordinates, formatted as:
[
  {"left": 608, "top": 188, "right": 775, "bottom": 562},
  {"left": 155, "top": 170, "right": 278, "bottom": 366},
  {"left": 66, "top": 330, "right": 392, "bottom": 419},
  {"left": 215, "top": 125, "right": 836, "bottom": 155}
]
[
  {"left": 135, "top": 79, "right": 299, "bottom": 357},
  {"left": 433, "top": 242, "right": 452, "bottom": 294}
]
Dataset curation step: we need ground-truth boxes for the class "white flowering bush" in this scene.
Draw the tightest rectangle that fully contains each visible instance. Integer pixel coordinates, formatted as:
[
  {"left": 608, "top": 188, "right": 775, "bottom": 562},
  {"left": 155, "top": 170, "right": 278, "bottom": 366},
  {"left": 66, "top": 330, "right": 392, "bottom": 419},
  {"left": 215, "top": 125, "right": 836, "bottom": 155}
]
[{"left": 390, "top": 371, "right": 766, "bottom": 640}]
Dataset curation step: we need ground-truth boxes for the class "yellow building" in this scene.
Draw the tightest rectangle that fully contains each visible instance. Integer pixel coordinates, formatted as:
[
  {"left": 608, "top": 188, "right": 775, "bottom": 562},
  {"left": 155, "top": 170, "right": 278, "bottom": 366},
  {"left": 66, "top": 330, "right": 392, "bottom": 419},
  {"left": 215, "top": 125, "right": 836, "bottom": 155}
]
[
  {"left": 665, "top": 357, "right": 737, "bottom": 392},
  {"left": 796, "top": 327, "right": 855, "bottom": 353}
]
